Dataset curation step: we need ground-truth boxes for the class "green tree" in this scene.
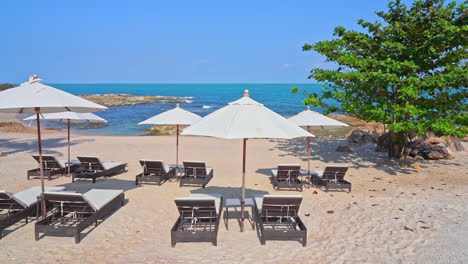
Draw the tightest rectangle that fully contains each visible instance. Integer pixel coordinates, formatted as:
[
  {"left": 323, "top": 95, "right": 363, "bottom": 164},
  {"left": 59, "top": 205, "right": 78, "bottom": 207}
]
[{"left": 295, "top": 0, "right": 468, "bottom": 159}]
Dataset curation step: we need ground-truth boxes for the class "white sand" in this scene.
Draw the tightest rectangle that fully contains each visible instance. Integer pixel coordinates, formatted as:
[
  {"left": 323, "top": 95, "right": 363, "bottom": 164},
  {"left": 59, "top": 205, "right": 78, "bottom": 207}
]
[{"left": 0, "top": 129, "right": 466, "bottom": 264}]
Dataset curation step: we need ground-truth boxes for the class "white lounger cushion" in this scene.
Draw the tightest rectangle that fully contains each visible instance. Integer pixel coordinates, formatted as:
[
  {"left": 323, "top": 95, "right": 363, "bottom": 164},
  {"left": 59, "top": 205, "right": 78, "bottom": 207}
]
[
  {"left": 102, "top": 161, "right": 126, "bottom": 171},
  {"left": 175, "top": 193, "right": 222, "bottom": 214},
  {"left": 44, "top": 189, "right": 123, "bottom": 211},
  {"left": 83, "top": 189, "right": 123, "bottom": 211},
  {"left": 0, "top": 186, "right": 66, "bottom": 208},
  {"left": 254, "top": 194, "right": 303, "bottom": 214}
]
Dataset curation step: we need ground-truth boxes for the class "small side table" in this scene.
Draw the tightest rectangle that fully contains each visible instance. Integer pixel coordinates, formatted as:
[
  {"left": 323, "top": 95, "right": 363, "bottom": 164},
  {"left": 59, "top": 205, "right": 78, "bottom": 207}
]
[
  {"left": 224, "top": 198, "right": 255, "bottom": 230},
  {"left": 167, "top": 164, "right": 184, "bottom": 181}
]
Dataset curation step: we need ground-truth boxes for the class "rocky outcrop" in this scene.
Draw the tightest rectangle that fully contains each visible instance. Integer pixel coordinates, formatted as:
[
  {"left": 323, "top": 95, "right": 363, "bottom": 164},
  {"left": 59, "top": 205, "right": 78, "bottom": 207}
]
[
  {"left": 347, "top": 129, "right": 379, "bottom": 146},
  {"left": 0, "top": 122, "right": 36, "bottom": 133},
  {"left": 376, "top": 132, "right": 463, "bottom": 160},
  {"left": 79, "top": 94, "right": 188, "bottom": 106},
  {"left": 336, "top": 145, "right": 351, "bottom": 152},
  {"left": 144, "top": 125, "right": 178, "bottom": 136}
]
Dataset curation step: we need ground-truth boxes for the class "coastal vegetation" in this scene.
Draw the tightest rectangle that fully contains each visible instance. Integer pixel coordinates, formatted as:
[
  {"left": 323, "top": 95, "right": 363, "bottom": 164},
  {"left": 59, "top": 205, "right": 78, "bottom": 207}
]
[
  {"left": 0, "top": 83, "right": 14, "bottom": 91},
  {"left": 295, "top": 0, "right": 467, "bottom": 159}
]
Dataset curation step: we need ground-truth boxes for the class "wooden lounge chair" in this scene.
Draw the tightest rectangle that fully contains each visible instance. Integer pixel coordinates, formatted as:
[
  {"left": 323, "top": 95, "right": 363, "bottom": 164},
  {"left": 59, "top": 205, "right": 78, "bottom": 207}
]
[
  {"left": 171, "top": 194, "right": 223, "bottom": 247},
  {"left": 1, "top": 186, "right": 65, "bottom": 239},
  {"left": 179, "top": 161, "right": 213, "bottom": 188},
  {"left": 135, "top": 160, "right": 174, "bottom": 185},
  {"left": 35, "top": 189, "right": 125, "bottom": 243},
  {"left": 74, "top": 156, "right": 127, "bottom": 183},
  {"left": 271, "top": 164, "right": 303, "bottom": 191},
  {"left": 254, "top": 195, "right": 307, "bottom": 246},
  {"left": 28, "top": 155, "right": 79, "bottom": 181},
  {"left": 312, "top": 166, "right": 351, "bottom": 192}
]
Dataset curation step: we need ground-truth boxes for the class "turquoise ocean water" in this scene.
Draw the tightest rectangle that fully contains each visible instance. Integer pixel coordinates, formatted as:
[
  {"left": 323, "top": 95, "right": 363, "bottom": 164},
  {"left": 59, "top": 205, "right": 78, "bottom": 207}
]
[{"left": 35, "top": 83, "right": 325, "bottom": 135}]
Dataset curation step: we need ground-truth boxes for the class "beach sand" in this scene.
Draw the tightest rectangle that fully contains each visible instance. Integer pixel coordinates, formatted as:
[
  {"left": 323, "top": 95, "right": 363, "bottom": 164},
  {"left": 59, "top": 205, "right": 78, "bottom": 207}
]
[{"left": 0, "top": 125, "right": 467, "bottom": 263}]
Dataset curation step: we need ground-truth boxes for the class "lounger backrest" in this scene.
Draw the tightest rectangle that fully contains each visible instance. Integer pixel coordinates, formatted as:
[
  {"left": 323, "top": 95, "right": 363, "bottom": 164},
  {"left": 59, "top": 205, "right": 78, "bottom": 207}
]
[
  {"left": 78, "top": 156, "right": 105, "bottom": 171},
  {"left": 139, "top": 160, "right": 166, "bottom": 175},
  {"left": 261, "top": 196, "right": 302, "bottom": 218},
  {"left": 322, "top": 166, "right": 348, "bottom": 182},
  {"left": 277, "top": 165, "right": 301, "bottom": 180},
  {"left": 0, "top": 191, "right": 25, "bottom": 210},
  {"left": 175, "top": 199, "right": 218, "bottom": 219},
  {"left": 183, "top": 161, "right": 207, "bottom": 177},
  {"left": 43, "top": 192, "right": 95, "bottom": 213},
  {"left": 32, "top": 155, "right": 63, "bottom": 170}
]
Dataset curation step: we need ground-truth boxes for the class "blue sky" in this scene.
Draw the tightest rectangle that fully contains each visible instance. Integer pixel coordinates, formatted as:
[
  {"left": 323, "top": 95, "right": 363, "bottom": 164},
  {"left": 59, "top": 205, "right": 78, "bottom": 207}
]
[{"left": 0, "top": 0, "right": 433, "bottom": 83}]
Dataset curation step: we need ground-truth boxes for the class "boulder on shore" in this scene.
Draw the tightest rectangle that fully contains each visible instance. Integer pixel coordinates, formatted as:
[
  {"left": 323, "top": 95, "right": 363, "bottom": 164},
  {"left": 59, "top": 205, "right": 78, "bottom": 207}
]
[
  {"left": 347, "top": 129, "right": 379, "bottom": 146},
  {"left": 376, "top": 132, "right": 462, "bottom": 160},
  {"left": 336, "top": 145, "right": 351, "bottom": 152}
]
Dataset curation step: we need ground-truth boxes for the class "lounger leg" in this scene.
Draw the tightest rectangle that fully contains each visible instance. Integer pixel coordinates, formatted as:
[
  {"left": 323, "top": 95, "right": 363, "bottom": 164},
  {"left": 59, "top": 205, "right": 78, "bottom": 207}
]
[
  {"left": 93, "top": 177, "right": 96, "bottom": 184},
  {"left": 75, "top": 232, "right": 81, "bottom": 244},
  {"left": 135, "top": 178, "right": 138, "bottom": 185},
  {"left": 72, "top": 174, "right": 75, "bottom": 183},
  {"left": 302, "top": 234, "right": 307, "bottom": 247},
  {"left": 35, "top": 231, "right": 39, "bottom": 241}
]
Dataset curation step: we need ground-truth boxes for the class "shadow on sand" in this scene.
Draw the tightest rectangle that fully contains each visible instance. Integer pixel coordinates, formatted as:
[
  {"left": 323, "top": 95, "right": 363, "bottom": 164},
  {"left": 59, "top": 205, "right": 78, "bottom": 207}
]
[
  {"left": 0, "top": 137, "right": 95, "bottom": 156},
  {"left": 269, "top": 138, "right": 425, "bottom": 176}
]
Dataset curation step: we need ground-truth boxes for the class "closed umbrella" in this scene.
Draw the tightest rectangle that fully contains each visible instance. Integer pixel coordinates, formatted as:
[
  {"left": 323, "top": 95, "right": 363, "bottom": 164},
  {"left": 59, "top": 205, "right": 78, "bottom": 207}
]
[
  {"left": 24, "top": 112, "right": 107, "bottom": 177},
  {"left": 0, "top": 76, "right": 107, "bottom": 216},
  {"left": 139, "top": 104, "right": 201, "bottom": 170},
  {"left": 289, "top": 106, "right": 349, "bottom": 182},
  {"left": 182, "top": 90, "right": 313, "bottom": 231}
]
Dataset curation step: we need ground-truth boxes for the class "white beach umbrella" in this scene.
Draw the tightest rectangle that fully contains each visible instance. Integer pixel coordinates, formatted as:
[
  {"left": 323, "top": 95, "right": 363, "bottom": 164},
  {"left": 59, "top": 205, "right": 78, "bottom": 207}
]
[
  {"left": 182, "top": 90, "right": 314, "bottom": 231},
  {"left": 0, "top": 76, "right": 107, "bottom": 216},
  {"left": 139, "top": 104, "right": 201, "bottom": 169},
  {"left": 24, "top": 112, "right": 107, "bottom": 177},
  {"left": 289, "top": 106, "right": 349, "bottom": 181}
]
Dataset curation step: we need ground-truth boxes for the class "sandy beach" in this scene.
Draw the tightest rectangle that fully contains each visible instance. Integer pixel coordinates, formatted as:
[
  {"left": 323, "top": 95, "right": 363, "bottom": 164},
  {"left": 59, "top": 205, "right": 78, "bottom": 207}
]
[{"left": 0, "top": 117, "right": 467, "bottom": 263}]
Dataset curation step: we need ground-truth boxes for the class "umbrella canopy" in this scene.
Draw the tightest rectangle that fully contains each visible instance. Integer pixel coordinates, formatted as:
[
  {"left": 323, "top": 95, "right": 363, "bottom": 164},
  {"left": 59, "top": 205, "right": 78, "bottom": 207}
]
[
  {"left": 288, "top": 106, "right": 349, "bottom": 129},
  {"left": 24, "top": 111, "right": 107, "bottom": 124},
  {"left": 0, "top": 76, "right": 107, "bottom": 217},
  {"left": 139, "top": 104, "right": 201, "bottom": 126},
  {"left": 139, "top": 104, "right": 201, "bottom": 168},
  {"left": 182, "top": 90, "right": 314, "bottom": 231},
  {"left": 182, "top": 91, "right": 312, "bottom": 139},
  {"left": 24, "top": 112, "right": 107, "bottom": 178},
  {"left": 0, "top": 78, "right": 106, "bottom": 113}
]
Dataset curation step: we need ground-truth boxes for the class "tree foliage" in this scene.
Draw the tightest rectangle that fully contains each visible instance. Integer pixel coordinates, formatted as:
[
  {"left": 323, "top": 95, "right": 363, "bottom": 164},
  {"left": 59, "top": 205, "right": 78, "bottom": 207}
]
[{"left": 295, "top": 0, "right": 467, "bottom": 158}]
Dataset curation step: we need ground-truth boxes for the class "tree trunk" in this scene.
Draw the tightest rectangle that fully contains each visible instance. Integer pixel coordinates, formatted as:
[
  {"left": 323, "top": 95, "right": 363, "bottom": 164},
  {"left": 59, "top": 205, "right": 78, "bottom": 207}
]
[{"left": 388, "top": 131, "right": 407, "bottom": 159}]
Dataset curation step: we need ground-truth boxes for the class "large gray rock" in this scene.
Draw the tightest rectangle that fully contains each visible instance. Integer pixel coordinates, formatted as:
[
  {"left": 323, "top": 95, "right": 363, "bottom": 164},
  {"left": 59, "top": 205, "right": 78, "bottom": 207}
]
[{"left": 347, "top": 129, "right": 378, "bottom": 146}]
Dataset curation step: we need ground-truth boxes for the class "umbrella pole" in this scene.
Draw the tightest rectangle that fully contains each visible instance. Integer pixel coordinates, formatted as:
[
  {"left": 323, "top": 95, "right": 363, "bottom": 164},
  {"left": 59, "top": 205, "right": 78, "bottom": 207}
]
[
  {"left": 35, "top": 108, "right": 46, "bottom": 217},
  {"left": 176, "top": 125, "right": 179, "bottom": 166},
  {"left": 67, "top": 119, "right": 71, "bottom": 177},
  {"left": 307, "top": 125, "right": 311, "bottom": 186},
  {"left": 241, "top": 138, "right": 246, "bottom": 232}
]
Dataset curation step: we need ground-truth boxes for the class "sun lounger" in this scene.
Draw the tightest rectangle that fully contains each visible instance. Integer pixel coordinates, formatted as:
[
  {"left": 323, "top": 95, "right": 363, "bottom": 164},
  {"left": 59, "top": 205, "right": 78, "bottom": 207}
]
[
  {"left": 171, "top": 193, "right": 223, "bottom": 247},
  {"left": 35, "top": 189, "right": 124, "bottom": 243},
  {"left": 271, "top": 164, "right": 303, "bottom": 191},
  {"left": 74, "top": 156, "right": 127, "bottom": 183},
  {"left": 135, "top": 160, "right": 174, "bottom": 185},
  {"left": 312, "top": 166, "right": 351, "bottom": 192},
  {"left": 254, "top": 195, "right": 307, "bottom": 246},
  {"left": 0, "top": 186, "right": 65, "bottom": 239},
  {"left": 179, "top": 161, "right": 213, "bottom": 188},
  {"left": 28, "top": 155, "right": 79, "bottom": 181}
]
